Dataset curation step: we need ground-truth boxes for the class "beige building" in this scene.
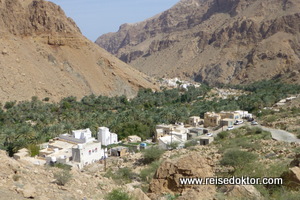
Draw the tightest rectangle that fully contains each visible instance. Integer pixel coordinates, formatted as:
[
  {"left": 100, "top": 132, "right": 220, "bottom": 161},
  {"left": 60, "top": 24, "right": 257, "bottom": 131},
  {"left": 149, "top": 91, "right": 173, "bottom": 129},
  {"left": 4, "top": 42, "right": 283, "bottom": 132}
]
[
  {"left": 110, "top": 146, "right": 129, "bottom": 157},
  {"left": 189, "top": 116, "right": 203, "bottom": 126},
  {"left": 155, "top": 124, "right": 188, "bottom": 142},
  {"left": 204, "top": 111, "right": 244, "bottom": 127},
  {"left": 221, "top": 118, "right": 235, "bottom": 126},
  {"left": 204, "top": 112, "right": 221, "bottom": 127},
  {"left": 220, "top": 111, "right": 240, "bottom": 121},
  {"left": 199, "top": 136, "right": 214, "bottom": 145}
]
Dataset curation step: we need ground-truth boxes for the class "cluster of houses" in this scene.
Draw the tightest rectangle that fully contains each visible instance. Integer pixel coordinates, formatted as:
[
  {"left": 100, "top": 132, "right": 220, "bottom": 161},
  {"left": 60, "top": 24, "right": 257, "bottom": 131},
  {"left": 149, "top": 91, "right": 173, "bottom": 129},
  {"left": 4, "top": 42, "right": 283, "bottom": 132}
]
[
  {"left": 155, "top": 110, "right": 252, "bottom": 150},
  {"left": 14, "top": 110, "right": 252, "bottom": 169},
  {"left": 204, "top": 110, "right": 252, "bottom": 127},
  {"left": 15, "top": 127, "right": 119, "bottom": 169},
  {"left": 158, "top": 77, "right": 201, "bottom": 90}
]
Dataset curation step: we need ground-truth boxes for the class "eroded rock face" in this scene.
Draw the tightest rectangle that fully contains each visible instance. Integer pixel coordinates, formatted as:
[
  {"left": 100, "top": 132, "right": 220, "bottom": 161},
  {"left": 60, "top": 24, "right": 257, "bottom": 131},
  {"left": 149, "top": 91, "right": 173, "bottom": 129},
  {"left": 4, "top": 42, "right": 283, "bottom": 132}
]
[
  {"left": 96, "top": 0, "right": 300, "bottom": 85},
  {"left": 0, "top": 0, "right": 157, "bottom": 102},
  {"left": 149, "top": 154, "right": 216, "bottom": 200}
]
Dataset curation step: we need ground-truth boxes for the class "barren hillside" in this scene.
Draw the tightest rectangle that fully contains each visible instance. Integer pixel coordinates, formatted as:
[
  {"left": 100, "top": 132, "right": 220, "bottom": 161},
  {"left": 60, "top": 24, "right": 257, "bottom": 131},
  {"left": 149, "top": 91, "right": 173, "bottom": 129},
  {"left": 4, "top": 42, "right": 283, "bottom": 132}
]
[
  {"left": 0, "top": 0, "right": 157, "bottom": 103},
  {"left": 96, "top": 0, "right": 300, "bottom": 85}
]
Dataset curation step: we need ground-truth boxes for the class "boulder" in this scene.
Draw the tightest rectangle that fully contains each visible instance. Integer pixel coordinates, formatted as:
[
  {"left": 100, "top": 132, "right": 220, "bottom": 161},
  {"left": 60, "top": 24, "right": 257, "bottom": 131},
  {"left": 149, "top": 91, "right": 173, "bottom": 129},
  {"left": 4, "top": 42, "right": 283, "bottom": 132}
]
[
  {"left": 132, "top": 188, "right": 151, "bottom": 200},
  {"left": 22, "top": 184, "right": 37, "bottom": 198},
  {"left": 224, "top": 185, "right": 263, "bottom": 200},
  {"left": 281, "top": 167, "right": 300, "bottom": 190},
  {"left": 149, "top": 154, "right": 215, "bottom": 199}
]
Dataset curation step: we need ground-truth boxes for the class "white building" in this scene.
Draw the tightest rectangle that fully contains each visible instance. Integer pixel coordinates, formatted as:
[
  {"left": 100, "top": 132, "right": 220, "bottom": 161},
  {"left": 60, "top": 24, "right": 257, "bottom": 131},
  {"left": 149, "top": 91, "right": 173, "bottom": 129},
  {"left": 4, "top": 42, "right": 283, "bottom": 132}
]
[
  {"left": 59, "top": 128, "right": 95, "bottom": 144},
  {"left": 158, "top": 135, "right": 184, "bottom": 150},
  {"left": 97, "top": 127, "right": 118, "bottom": 146},
  {"left": 72, "top": 141, "right": 107, "bottom": 169},
  {"left": 42, "top": 140, "right": 75, "bottom": 165},
  {"left": 155, "top": 124, "right": 188, "bottom": 142},
  {"left": 234, "top": 110, "right": 252, "bottom": 119}
]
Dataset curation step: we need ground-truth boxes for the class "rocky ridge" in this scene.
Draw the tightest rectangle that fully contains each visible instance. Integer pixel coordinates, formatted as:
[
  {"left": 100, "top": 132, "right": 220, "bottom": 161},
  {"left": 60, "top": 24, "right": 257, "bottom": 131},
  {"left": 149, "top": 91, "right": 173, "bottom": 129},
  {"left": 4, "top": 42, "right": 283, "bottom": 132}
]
[
  {"left": 96, "top": 0, "right": 300, "bottom": 85},
  {"left": 0, "top": 0, "right": 157, "bottom": 102}
]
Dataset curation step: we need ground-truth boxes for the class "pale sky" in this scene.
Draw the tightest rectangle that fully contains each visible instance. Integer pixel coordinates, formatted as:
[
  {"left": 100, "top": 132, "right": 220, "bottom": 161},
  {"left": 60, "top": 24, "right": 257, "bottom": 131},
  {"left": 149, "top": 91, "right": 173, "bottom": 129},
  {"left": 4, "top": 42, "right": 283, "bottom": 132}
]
[{"left": 49, "top": 0, "right": 179, "bottom": 41}]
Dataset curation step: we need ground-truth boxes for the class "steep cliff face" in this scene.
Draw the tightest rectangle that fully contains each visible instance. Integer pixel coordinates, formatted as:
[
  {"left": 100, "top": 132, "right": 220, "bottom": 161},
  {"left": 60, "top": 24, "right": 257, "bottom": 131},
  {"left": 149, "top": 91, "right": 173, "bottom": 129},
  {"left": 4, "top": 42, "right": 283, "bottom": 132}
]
[
  {"left": 0, "top": 0, "right": 157, "bottom": 102},
  {"left": 96, "top": 0, "right": 300, "bottom": 85}
]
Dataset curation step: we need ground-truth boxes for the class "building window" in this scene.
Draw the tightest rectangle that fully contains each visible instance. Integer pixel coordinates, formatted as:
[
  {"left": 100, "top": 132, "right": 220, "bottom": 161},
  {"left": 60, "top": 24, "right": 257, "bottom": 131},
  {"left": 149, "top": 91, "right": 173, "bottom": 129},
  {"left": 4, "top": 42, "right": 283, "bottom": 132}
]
[
  {"left": 89, "top": 150, "right": 91, "bottom": 155},
  {"left": 95, "top": 148, "right": 98, "bottom": 152}
]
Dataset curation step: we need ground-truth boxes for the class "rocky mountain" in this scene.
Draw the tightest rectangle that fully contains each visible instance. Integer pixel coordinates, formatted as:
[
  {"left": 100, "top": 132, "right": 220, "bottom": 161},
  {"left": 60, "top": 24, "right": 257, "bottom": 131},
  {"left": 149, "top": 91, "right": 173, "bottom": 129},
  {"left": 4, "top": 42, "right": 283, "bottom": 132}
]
[
  {"left": 0, "top": 0, "right": 157, "bottom": 103},
  {"left": 96, "top": 0, "right": 300, "bottom": 85}
]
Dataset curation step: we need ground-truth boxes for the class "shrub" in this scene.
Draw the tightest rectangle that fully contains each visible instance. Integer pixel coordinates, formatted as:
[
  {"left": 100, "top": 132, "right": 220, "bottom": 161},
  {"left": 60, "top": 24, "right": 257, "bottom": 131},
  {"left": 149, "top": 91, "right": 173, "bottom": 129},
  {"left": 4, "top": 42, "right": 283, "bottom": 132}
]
[
  {"left": 105, "top": 167, "right": 137, "bottom": 184},
  {"left": 4, "top": 101, "right": 16, "bottom": 109},
  {"left": 12, "top": 174, "right": 21, "bottom": 181},
  {"left": 140, "top": 161, "right": 160, "bottom": 183},
  {"left": 43, "top": 97, "right": 50, "bottom": 102},
  {"left": 27, "top": 144, "right": 40, "bottom": 157},
  {"left": 142, "top": 146, "right": 164, "bottom": 164},
  {"left": 216, "top": 131, "right": 229, "bottom": 140},
  {"left": 105, "top": 189, "right": 133, "bottom": 200},
  {"left": 54, "top": 169, "right": 72, "bottom": 186},
  {"left": 116, "top": 167, "right": 137, "bottom": 183},
  {"left": 220, "top": 148, "right": 257, "bottom": 169},
  {"left": 51, "top": 163, "right": 72, "bottom": 171},
  {"left": 168, "top": 141, "right": 180, "bottom": 150},
  {"left": 264, "top": 115, "right": 278, "bottom": 123},
  {"left": 184, "top": 140, "right": 198, "bottom": 148}
]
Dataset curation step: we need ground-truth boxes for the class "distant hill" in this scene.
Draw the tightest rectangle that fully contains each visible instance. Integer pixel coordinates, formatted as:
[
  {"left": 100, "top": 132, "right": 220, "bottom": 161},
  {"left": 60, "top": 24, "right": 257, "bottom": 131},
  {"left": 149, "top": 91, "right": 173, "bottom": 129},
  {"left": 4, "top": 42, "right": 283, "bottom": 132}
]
[
  {"left": 96, "top": 0, "right": 300, "bottom": 85},
  {"left": 0, "top": 0, "right": 157, "bottom": 102}
]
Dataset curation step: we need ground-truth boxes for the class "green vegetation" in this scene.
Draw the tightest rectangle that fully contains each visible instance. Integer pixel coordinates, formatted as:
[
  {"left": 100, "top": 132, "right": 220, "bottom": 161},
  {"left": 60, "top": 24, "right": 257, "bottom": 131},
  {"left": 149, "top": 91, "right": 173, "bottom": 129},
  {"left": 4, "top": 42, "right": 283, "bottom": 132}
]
[
  {"left": 51, "top": 163, "right": 72, "bottom": 171},
  {"left": 105, "top": 189, "right": 133, "bottom": 200},
  {"left": 215, "top": 126, "right": 294, "bottom": 199},
  {"left": 104, "top": 167, "right": 137, "bottom": 184},
  {"left": 220, "top": 148, "right": 257, "bottom": 170},
  {"left": 142, "top": 146, "right": 165, "bottom": 164},
  {"left": 53, "top": 169, "right": 72, "bottom": 186},
  {"left": 140, "top": 161, "right": 161, "bottom": 183},
  {"left": 0, "top": 80, "right": 300, "bottom": 157},
  {"left": 184, "top": 139, "right": 198, "bottom": 148},
  {"left": 27, "top": 144, "right": 40, "bottom": 157}
]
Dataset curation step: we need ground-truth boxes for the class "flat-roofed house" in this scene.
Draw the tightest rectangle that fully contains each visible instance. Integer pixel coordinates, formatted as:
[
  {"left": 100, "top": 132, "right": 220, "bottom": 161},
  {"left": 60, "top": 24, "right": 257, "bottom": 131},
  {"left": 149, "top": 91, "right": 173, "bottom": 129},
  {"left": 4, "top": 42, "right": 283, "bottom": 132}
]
[
  {"left": 97, "top": 127, "right": 118, "bottom": 146},
  {"left": 189, "top": 116, "right": 202, "bottom": 126},
  {"left": 72, "top": 141, "right": 106, "bottom": 169},
  {"left": 159, "top": 135, "right": 184, "bottom": 150},
  {"left": 204, "top": 112, "right": 221, "bottom": 127}
]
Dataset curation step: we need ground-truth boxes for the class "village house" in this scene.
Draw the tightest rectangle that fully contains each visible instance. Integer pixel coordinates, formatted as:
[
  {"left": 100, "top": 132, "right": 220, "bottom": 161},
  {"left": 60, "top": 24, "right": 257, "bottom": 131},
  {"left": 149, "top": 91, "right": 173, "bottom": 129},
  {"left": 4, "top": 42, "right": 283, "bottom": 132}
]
[
  {"left": 155, "top": 124, "right": 188, "bottom": 142},
  {"left": 158, "top": 135, "right": 184, "bottom": 150},
  {"left": 41, "top": 140, "right": 75, "bottom": 165},
  {"left": 72, "top": 141, "right": 106, "bottom": 169},
  {"left": 199, "top": 136, "right": 214, "bottom": 145},
  {"left": 189, "top": 116, "right": 203, "bottom": 126},
  {"left": 97, "top": 127, "right": 118, "bottom": 146},
  {"left": 110, "top": 146, "right": 129, "bottom": 157},
  {"left": 220, "top": 118, "right": 235, "bottom": 127},
  {"left": 187, "top": 127, "right": 208, "bottom": 139},
  {"left": 59, "top": 128, "right": 95, "bottom": 144},
  {"left": 204, "top": 110, "right": 250, "bottom": 127},
  {"left": 204, "top": 112, "right": 222, "bottom": 127}
]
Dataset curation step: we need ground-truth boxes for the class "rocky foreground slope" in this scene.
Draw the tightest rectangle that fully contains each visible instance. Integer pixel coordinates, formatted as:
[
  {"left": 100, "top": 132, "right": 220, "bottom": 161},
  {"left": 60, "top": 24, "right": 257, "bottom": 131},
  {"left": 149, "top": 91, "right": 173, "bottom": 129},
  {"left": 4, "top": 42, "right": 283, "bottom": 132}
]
[
  {"left": 0, "top": 0, "right": 157, "bottom": 102},
  {"left": 96, "top": 0, "right": 300, "bottom": 85}
]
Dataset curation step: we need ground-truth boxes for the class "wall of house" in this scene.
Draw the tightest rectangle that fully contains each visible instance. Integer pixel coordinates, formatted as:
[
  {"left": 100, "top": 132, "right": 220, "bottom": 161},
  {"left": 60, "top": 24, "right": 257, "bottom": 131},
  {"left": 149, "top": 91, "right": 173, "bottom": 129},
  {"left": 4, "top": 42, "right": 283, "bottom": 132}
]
[
  {"left": 72, "top": 142, "right": 103, "bottom": 166},
  {"left": 204, "top": 114, "right": 221, "bottom": 127}
]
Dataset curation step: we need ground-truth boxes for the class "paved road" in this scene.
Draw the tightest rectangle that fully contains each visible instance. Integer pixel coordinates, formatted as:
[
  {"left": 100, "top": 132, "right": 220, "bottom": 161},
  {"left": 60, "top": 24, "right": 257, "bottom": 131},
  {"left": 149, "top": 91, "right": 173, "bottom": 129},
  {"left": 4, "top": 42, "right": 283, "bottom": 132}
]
[
  {"left": 258, "top": 125, "right": 300, "bottom": 143},
  {"left": 211, "top": 123, "right": 300, "bottom": 143}
]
